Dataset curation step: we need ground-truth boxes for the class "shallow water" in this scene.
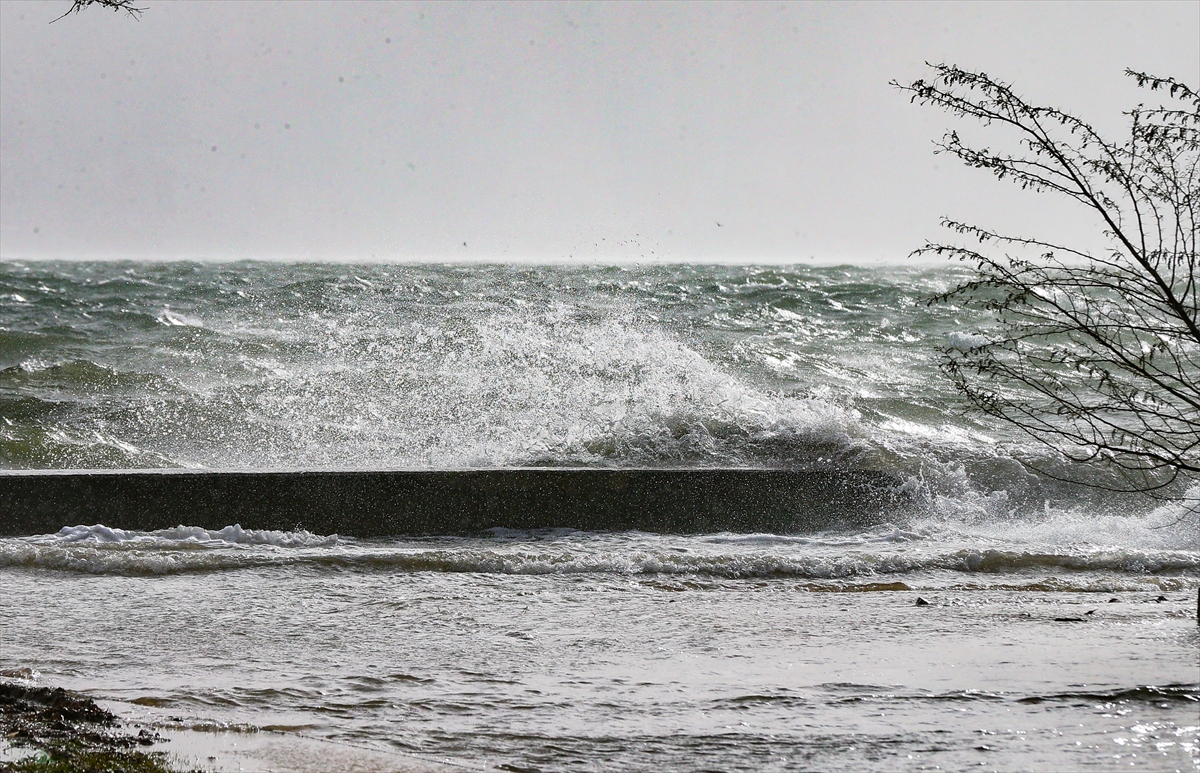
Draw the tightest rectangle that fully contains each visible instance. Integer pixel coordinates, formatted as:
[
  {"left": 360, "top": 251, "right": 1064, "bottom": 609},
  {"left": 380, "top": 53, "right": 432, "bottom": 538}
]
[
  {"left": 1, "top": 261, "right": 1197, "bottom": 770},
  {"left": 2, "top": 524, "right": 1197, "bottom": 771}
]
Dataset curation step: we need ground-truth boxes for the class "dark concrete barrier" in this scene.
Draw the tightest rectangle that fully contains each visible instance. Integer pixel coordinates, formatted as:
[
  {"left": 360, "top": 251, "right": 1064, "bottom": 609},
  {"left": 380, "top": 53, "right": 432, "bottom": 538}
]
[{"left": 0, "top": 468, "right": 910, "bottom": 537}]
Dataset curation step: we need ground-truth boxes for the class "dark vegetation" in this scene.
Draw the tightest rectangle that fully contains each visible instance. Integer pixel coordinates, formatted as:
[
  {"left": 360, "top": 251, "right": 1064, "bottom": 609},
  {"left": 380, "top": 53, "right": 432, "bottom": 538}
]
[
  {"left": 51, "top": 0, "right": 144, "bottom": 23},
  {"left": 0, "top": 681, "right": 201, "bottom": 773},
  {"left": 897, "top": 64, "right": 1199, "bottom": 500}
]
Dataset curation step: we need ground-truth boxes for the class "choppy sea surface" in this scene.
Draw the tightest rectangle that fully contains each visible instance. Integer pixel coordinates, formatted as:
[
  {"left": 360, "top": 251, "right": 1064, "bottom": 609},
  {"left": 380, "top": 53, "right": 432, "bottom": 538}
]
[{"left": 1, "top": 261, "right": 1197, "bottom": 772}]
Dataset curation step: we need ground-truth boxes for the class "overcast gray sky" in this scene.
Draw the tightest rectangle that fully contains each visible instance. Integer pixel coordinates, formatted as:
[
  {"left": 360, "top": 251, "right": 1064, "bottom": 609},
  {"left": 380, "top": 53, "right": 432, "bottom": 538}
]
[{"left": 1, "top": 0, "right": 1196, "bottom": 262}]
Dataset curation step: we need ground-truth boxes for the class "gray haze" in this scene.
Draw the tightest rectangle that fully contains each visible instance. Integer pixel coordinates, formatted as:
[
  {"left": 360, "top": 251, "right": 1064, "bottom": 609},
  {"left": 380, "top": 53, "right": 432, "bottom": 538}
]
[{"left": 1, "top": 0, "right": 1196, "bottom": 262}]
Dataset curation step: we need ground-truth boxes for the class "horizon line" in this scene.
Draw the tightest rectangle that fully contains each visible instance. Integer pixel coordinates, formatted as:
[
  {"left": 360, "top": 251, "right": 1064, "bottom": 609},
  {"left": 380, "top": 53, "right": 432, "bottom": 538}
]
[{"left": 0, "top": 252, "right": 953, "bottom": 267}]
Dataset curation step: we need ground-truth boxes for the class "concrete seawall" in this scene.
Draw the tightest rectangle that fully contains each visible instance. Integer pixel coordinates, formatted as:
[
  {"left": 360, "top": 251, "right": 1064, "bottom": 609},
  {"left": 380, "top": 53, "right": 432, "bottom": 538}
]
[{"left": 0, "top": 468, "right": 909, "bottom": 537}]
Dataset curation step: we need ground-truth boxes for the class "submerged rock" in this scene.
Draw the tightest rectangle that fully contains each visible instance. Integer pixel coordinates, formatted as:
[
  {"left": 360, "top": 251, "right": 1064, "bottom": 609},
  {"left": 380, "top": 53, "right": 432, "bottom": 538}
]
[{"left": 0, "top": 681, "right": 200, "bottom": 773}]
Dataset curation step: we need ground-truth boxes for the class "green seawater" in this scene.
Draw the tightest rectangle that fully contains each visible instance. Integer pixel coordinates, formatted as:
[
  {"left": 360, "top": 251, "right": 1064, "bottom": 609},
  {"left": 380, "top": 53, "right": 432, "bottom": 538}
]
[
  {"left": 2, "top": 261, "right": 1197, "bottom": 773},
  {"left": 0, "top": 260, "right": 1181, "bottom": 515}
]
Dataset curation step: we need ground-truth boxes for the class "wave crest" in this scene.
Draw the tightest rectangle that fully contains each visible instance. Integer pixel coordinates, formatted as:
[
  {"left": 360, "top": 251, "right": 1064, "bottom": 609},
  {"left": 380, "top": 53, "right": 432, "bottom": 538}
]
[{"left": 2, "top": 528, "right": 1194, "bottom": 579}]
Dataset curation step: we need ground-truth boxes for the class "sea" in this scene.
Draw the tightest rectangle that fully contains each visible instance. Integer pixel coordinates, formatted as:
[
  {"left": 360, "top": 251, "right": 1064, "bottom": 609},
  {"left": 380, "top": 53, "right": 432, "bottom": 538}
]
[{"left": 0, "top": 260, "right": 1196, "bottom": 772}]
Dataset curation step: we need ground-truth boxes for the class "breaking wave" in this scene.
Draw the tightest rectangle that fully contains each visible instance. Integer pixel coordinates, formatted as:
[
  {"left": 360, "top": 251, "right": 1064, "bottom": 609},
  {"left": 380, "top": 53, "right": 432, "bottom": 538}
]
[
  {"left": 2, "top": 523, "right": 1196, "bottom": 579},
  {"left": 2, "top": 261, "right": 1197, "bottom": 526}
]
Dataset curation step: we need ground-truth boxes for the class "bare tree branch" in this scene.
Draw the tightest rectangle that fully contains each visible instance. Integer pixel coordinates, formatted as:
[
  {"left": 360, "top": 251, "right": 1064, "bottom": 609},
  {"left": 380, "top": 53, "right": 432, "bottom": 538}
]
[
  {"left": 51, "top": 0, "right": 144, "bottom": 24},
  {"left": 895, "top": 64, "right": 1199, "bottom": 498}
]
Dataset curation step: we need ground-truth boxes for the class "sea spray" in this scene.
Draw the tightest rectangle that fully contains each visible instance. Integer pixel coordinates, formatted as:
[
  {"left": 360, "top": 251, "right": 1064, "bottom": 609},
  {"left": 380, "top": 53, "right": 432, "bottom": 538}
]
[
  {"left": 3, "top": 261, "right": 1189, "bottom": 524},
  {"left": 2, "top": 263, "right": 1197, "bottom": 773}
]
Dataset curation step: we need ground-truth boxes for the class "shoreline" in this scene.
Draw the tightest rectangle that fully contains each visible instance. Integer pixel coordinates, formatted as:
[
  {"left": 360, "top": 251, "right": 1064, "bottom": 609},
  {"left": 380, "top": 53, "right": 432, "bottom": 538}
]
[
  {"left": 4, "top": 585, "right": 1195, "bottom": 773},
  {"left": 0, "top": 680, "right": 197, "bottom": 773},
  {"left": 0, "top": 680, "right": 473, "bottom": 773}
]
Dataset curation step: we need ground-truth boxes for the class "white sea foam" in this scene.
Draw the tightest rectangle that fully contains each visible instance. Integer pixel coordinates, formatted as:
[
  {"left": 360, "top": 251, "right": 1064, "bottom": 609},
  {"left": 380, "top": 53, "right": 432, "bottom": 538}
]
[
  {"left": 165, "top": 303, "right": 871, "bottom": 471},
  {"left": 3, "top": 262, "right": 1196, "bottom": 532},
  {"left": 17, "top": 358, "right": 52, "bottom": 373},
  {"left": 156, "top": 307, "right": 204, "bottom": 327},
  {"left": 40, "top": 524, "right": 338, "bottom": 548},
  {"left": 5, "top": 263, "right": 1197, "bottom": 773},
  {"left": 947, "top": 331, "right": 989, "bottom": 350},
  {"left": 701, "top": 527, "right": 926, "bottom": 547},
  {"left": 2, "top": 530, "right": 1194, "bottom": 579}
]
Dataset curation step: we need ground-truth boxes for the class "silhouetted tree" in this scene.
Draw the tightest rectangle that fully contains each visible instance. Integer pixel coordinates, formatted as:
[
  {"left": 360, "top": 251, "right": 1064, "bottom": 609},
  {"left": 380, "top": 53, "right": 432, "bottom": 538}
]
[
  {"left": 896, "top": 64, "right": 1198, "bottom": 497},
  {"left": 52, "top": 0, "right": 144, "bottom": 23}
]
